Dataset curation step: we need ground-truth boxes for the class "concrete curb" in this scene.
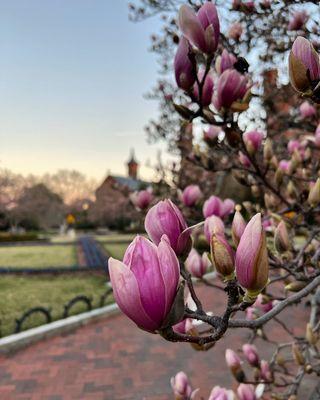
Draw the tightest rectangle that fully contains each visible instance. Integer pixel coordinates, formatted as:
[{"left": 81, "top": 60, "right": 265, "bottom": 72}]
[{"left": 0, "top": 303, "right": 119, "bottom": 354}]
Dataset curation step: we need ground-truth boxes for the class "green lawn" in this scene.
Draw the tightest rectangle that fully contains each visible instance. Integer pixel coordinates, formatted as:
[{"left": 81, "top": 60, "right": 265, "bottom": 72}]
[
  {"left": 0, "top": 245, "right": 77, "bottom": 269},
  {"left": 0, "top": 273, "right": 111, "bottom": 337},
  {"left": 103, "top": 243, "right": 128, "bottom": 259},
  {"left": 95, "top": 233, "right": 138, "bottom": 243}
]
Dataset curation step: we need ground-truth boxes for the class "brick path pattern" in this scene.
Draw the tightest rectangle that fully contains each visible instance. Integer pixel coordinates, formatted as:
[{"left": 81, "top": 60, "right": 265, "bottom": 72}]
[{"left": 0, "top": 285, "right": 315, "bottom": 400}]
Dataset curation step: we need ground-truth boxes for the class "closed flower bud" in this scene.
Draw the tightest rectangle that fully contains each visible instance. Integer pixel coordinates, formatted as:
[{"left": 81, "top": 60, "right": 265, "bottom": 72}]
[
  {"left": 299, "top": 101, "right": 317, "bottom": 119},
  {"left": 221, "top": 198, "right": 236, "bottom": 218},
  {"left": 109, "top": 235, "right": 180, "bottom": 332},
  {"left": 174, "top": 37, "right": 196, "bottom": 91},
  {"left": 179, "top": 3, "right": 220, "bottom": 55},
  {"left": 194, "top": 70, "right": 214, "bottom": 106},
  {"left": 260, "top": 360, "right": 273, "bottom": 382},
  {"left": 237, "top": 384, "right": 257, "bottom": 400},
  {"left": 243, "top": 130, "right": 264, "bottom": 154},
  {"left": 185, "top": 248, "right": 211, "bottom": 278},
  {"left": 274, "top": 168, "right": 284, "bottom": 187},
  {"left": 228, "top": 22, "right": 242, "bottom": 41},
  {"left": 292, "top": 343, "right": 305, "bottom": 366},
  {"left": 274, "top": 221, "right": 290, "bottom": 253},
  {"left": 211, "top": 233, "right": 235, "bottom": 279},
  {"left": 203, "top": 125, "right": 221, "bottom": 144},
  {"left": 173, "top": 318, "right": 194, "bottom": 335},
  {"left": 306, "top": 322, "right": 318, "bottom": 345},
  {"left": 235, "top": 213, "right": 269, "bottom": 302},
  {"left": 263, "top": 138, "right": 273, "bottom": 161},
  {"left": 232, "top": 210, "right": 246, "bottom": 246},
  {"left": 203, "top": 195, "right": 223, "bottom": 218},
  {"left": 213, "top": 69, "right": 249, "bottom": 111},
  {"left": 242, "top": 344, "right": 260, "bottom": 367},
  {"left": 204, "top": 215, "right": 225, "bottom": 242},
  {"left": 239, "top": 151, "right": 251, "bottom": 168},
  {"left": 130, "top": 189, "right": 153, "bottom": 210},
  {"left": 181, "top": 184, "right": 202, "bottom": 207},
  {"left": 308, "top": 178, "right": 320, "bottom": 206},
  {"left": 315, "top": 124, "right": 320, "bottom": 147},
  {"left": 285, "top": 281, "right": 307, "bottom": 292},
  {"left": 171, "top": 371, "right": 197, "bottom": 400},
  {"left": 225, "top": 349, "right": 245, "bottom": 382},
  {"left": 289, "top": 37, "right": 320, "bottom": 94},
  {"left": 215, "top": 49, "right": 237, "bottom": 75},
  {"left": 145, "top": 199, "right": 191, "bottom": 256},
  {"left": 209, "top": 386, "right": 232, "bottom": 400},
  {"left": 288, "top": 11, "right": 308, "bottom": 31}
]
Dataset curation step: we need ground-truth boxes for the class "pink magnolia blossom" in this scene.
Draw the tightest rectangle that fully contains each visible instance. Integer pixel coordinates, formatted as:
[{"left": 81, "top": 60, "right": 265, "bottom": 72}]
[
  {"left": 215, "top": 49, "right": 237, "bottom": 75},
  {"left": 232, "top": 210, "right": 246, "bottom": 246},
  {"left": 194, "top": 71, "right": 214, "bottom": 106},
  {"left": 288, "top": 10, "right": 308, "bottom": 31},
  {"left": 237, "top": 384, "right": 257, "bottom": 400},
  {"left": 211, "top": 233, "right": 235, "bottom": 278},
  {"left": 213, "top": 69, "right": 248, "bottom": 111},
  {"left": 203, "top": 195, "right": 223, "bottom": 218},
  {"left": 204, "top": 126, "right": 222, "bottom": 143},
  {"left": 130, "top": 189, "right": 153, "bottom": 210},
  {"left": 239, "top": 151, "right": 251, "bottom": 168},
  {"left": 221, "top": 199, "right": 236, "bottom": 218},
  {"left": 242, "top": 344, "right": 260, "bottom": 367},
  {"left": 185, "top": 248, "right": 211, "bottom": 278},
  {"left": 145, "top": 199, "right": 191, "bottom": 255},
  {"left": 173, "top": 318, "right": 194, "bottom": 334},
  {"left": 235, "top": 213, "right": 269, "bottom": 301},
  {"left": 204, "top": 215, "right": 225, "bottom": 242},
  {"left": 179, "top": 2, "right": 220, "bottom": 54},
  {"left": 254, "top": 294, "right": 273, "bottom": 313},
  {"left": 208, "top": 386, "right": 232, "bottom": 400},
  {"left": 299, "top": 101, "right": 317, "bottom": 119},
  {"left": 109, "top": 235, "right": 179, "bottom": 332},
  {"left": 228, "top": 22, "right": 243, "bottom": 41},
  {"left": 171, "top": 371, "right": 198, "bottom": 400},
  {"left": 315, "top": 124, "right": 320, "bottom": 147},
  {"left": 278, "top": 160, "right": 291, "bottom": 173},
  {"left": 174, "top": 37, "right": 196, "bottom": 91},
  {"left": 181, "top": 185, "right": 202, "bottom": 207},
  {"left": 243, "top": 130, "right": 264, "bottom": 152}
]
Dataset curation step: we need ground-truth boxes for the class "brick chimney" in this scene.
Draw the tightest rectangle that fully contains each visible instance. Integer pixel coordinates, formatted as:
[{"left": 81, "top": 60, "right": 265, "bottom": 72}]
[{"left": 127, "top": 149, "right": 138, "bottom": 180}]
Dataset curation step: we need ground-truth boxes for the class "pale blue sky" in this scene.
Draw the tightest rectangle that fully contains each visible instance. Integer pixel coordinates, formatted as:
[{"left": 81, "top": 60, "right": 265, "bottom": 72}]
[{"left": 0, "top": 0, "right": 167, "bottom": 181}]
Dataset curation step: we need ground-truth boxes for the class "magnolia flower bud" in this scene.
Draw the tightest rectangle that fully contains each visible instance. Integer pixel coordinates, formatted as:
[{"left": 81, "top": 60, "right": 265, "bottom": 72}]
[
  {"left": 179, "top": 3, "right": 220, "bottom": 54},
  {"left": 263, "top": 138, "right": 273, "bottom": 161},
  {"left": 288, "top": 10, "right": 308, "bottom": 31},
  {"left": 225, "top": 349, "right": 245, "bottom": 382},
  {"left": 213, "top": 69, "right": 249, "bottom": 111},
  {"left": 243, "top": 131, "right": 264, "bottom": 154},
  {"left": 203, "top": 125, "right": 221, "bottom": 144},
  {"left": 237, "top": 384, "right": 257, "bottom": 400},
  {"left": 242, "top": 344, "right": 260, "bottom": 367},
  {"left": 109, "top": 235, "right": 180, "bottom": 332},
  {"left": 203, "top": 195, "right": 223, "bottom": 218},
  {"left": 211, "top": 233, "right": 235, "bottom": 279},
  {"left": 185, "top": 248, "right": 211, "bottom": 278},
  {"left": 208, "top": 386, "right": 232, "bottom": 400},
  {"left": 308, "top": 178, "right": 320, "bottom": 206},
  {"left": 299, "top": 101, "right": 317, "bottom": 119},
  {"left": 239, "top": 151, "right": 251, "bottom": 168},
  {"left": 292, "top": 343, "right": 305, "bottom": 366},
  {"left": 306, "top": 322, "right": 318, "bottom": 345},
  {"left": 228, "top": 22, "right": 242, "bottom": 41},
  {"left": 194, "top": 71, "right": 214, "bottom": 106},
  {"left": 260, "top": 360, "right": 273, "bottom": 382},
  {"left": 289, "top": 36, "right": 320, "bottom": 94},
  {"left": 315, "top": 124, "right": 320, "bottom": 147},
  {"left": 285, "top": 281, "right": 307, "bottom": 292},
  {"left": 274, "top": 168, "right": 284, "bottom": 187},
  {"left": 174, "top": 37, "right": 196, "bottom": 91},
  {"left": 204, "top": 215, "right": 225, "bottom": 242},
  {"left": 181, "top": 184, "right": 202, "bottom": 207},
  {"left": 215, "top": 49, "right": 237, "bottom": 75},
  {"left": 173, "top": 318, "right": 194, "bottom": 335},
  {"left": 232, "top": 210, "right": 246, "bottom": 246},
  {"left": 130, "top": 189, "right": 153, "bottom": 210},
  {"left": 235, "top": 213, "right": 269, "bottom": 302},
  {"left": 145, "top": 199, "right": 191, "bottom": 256},
  {"left": 274, "top": 221, "right": 290, "bottom": 253},
  {"left": 171, "top": 371, "right": 197, "bottom": 400}
]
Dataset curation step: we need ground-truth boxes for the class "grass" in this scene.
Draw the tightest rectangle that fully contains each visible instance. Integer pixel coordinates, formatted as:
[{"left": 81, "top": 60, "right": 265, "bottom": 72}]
[
  {"left": 95, "top": 233, "right": 138, "bottom": 243},
  {"left": 103, "top": 243, "right": 128, "bottom": 259},
  {"left": 0, "top": 273, "right": 111, "bottom": 337},
  {"left": 0, "top": 245, "right": 77, "bottom": 269}
]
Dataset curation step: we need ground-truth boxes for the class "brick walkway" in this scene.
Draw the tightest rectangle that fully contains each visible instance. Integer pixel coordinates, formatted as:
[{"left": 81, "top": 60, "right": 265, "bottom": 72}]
[{"left": 0, "top": 285, "right": 315, "bottom": 400}]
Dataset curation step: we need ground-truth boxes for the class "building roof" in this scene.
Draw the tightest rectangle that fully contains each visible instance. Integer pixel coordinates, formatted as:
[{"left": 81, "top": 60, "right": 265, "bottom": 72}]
[
  {"left": 127, "top": 149, "right": 138, "bottom": 165},
  {"left": 110, "top": 175, "right": 148, "bottom": 191}
]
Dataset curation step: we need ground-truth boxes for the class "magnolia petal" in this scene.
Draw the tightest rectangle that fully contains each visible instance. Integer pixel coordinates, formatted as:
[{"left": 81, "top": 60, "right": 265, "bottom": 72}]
[{"left": 108, "top": 258, "right": 157, "bottom": 331}]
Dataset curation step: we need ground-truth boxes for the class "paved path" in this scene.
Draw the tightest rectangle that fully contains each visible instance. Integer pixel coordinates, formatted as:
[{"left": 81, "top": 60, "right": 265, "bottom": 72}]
[
  {"left": 0, "top": 285, "right": 315, "bottom": 400},
  {"left": 78, "top": 237, "right": 108, "bottom": 270}
]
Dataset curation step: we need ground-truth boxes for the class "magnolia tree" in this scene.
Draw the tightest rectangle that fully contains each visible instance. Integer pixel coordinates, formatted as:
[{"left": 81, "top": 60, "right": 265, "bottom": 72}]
[{"left": 109, "top": 1, "right": 320, "bottom": 399}]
